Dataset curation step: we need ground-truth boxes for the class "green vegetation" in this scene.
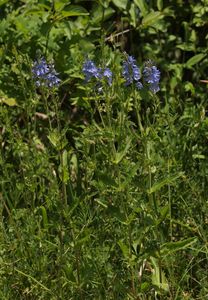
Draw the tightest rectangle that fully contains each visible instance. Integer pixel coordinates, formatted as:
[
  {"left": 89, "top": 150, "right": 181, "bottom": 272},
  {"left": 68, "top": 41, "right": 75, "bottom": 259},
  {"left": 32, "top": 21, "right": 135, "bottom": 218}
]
[{"left": 0, "top": 0, "right": 208, "bottom": 299}]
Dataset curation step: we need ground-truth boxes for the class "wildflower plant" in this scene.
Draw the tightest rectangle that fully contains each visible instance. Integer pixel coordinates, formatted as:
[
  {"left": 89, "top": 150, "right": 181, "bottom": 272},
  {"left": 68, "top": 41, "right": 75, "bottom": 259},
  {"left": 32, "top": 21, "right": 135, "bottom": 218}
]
[
  {"left": 32, "top": 57, "right": 61, "bottom": 88},
  {"left": 1, "top": 1, "right": 208, "bottom": 299}
]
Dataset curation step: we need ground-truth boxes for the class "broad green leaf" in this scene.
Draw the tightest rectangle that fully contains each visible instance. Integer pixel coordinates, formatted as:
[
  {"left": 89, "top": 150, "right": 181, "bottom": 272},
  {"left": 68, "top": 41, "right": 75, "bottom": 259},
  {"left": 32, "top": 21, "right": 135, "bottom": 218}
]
[
  {"left": 54, "top": 0, "right": 67, "bottom": 11},
  {"left": 142, "top": 11, "right": 163, "bottom": 27},
  {"left": 160, "top": 237, "right": 197, "bottom": 256},
  {"left": 60, "top": 5, "right": 89, "bottom": 19},
  {"left": 134, "top": 0, "right": 149, "bottom": 17},
  {"left": 157, "top": 0, "right": 163, "bottom": 11},
  {"left": 192, "top": 154, "right": 205, "bottom": 159},
  {"left": 156, "top": 205, "right": 169, "bottom": 225},
  {"left": 118, "top": 240, "right": 129, "bottom": 259},
  {"left": 129, "top": 3, "right": 137, "bottom": 27},
  {"left": 92, "top": 6, "right": 115, "bottom": 23},
  {"left": 25, "top": 4, "right": 50, "bottom": 14},
  {"left": 151, "top": 257, "right": 169, "bottom": 292},
  {"left": 47, "top": 129, "right": 68, "bottom": 150},
  {"left": 47, "top": 130, "right": 60, "bottom": 148},
  {"left": 148, "top": 172, "right": 184, "bottom": 194},
  {"left": 112, "top": 0, "right": 128, "bottom": 10},
  {"left": 79, "top": 39, "right": 95, "bottom": 52},
  {"left": 0, "top": 95, "right": 17, "bottom": 106},
  {"left": 0, "top": 0, "right": 9, "bottom": 6},
  {"left": 185, "top": 53, "right": 206, "bottom": 68},
  {"left": 184, "top": 81, "right": 195, "bottom": 94},
  {"left": 114, "top": 137, "right": 132, "bottom": 164}
]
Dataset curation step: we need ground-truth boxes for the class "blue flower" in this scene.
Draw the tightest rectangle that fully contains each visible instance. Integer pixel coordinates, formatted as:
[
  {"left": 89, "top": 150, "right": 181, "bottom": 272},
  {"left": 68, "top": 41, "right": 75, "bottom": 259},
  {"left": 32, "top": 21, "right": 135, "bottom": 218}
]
[
  {"left": 122, "top": 54, "right": 143, "bottom": 89},
  {"left": 32, "top": 58, "right": 60, "bottom": 88},
  {"left": 82, "top": 60, "right": 101, "bottom": 82},
  {"left": 135, "top": 81, "right": 143, "bottom": 90},
  {"left": 46, "top": 71, "right": 61, "bottom": 87},
  {"left": 103, "top": 68, "right": 112, "bottom": 86},
  {"left": 143, "top": 63, "right": 160, "bottom": 93},
  {"left": 83, "top": 60, "right": 113, "bottom": 86}
]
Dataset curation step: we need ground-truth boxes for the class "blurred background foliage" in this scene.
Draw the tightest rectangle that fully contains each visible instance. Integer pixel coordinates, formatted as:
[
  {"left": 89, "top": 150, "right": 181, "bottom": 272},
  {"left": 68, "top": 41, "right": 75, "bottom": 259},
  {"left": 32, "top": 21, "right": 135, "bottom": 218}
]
[
  {"left": 0, "top": 0, "right": 208, "bottom": 299},
  {"left": 0, "top": 0, "right": 207, "bottom": 100}
]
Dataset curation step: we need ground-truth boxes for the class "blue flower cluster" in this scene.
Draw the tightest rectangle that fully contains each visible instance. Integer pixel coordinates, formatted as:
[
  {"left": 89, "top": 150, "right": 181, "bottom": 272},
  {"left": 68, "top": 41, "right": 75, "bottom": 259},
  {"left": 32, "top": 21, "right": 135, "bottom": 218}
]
[
  {"left": 32, "top": 58, "right": 60, "bottom": 88},
  {"left": 143, "top": 62, "right": 160, "bottom": 93},
  {"left": 122, "top": 55, "right": 160, "bottom": 93},
  {"left": 82, "top": 60, "right": 112, "bottom": 86},
  {"left": 122, "top": 55, "right": 143, "bottom": 89},
  {"left": 83, "top": 55, "right": 160, "bottom": 94}
]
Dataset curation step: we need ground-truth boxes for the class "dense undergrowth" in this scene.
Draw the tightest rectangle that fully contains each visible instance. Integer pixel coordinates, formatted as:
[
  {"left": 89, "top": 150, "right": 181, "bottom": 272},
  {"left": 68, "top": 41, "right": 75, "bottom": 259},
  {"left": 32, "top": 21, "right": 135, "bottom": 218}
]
[{"left": 0, "top": 0, "right": 208, "bottom": 299}]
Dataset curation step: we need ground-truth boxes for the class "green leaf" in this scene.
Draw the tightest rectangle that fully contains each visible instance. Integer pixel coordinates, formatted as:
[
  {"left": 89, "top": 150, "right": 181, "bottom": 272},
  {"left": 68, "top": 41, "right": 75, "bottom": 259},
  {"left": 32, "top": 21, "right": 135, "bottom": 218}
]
[
  {"left": 185, "top": 53, "right": 206, "bottom": 68},
  {"left": 97, "top": 171, "right": 117, "bottom": 187},
  {"left": 177, "top": 43, "right": 195, "bottom": 51},
  {"left": 184, "top": 81, "right": 195, "bottom": 95},
  {"left": 92, "top": 6, "right": 115, "bottom": 24},
  {"left": 192, "top": 154, "right": 205, "bottom": 159},
  {"left": 39, "top": 206, "right": 48, "bottom": 229},
  {"left": 151, "top": 257, "right": 169, "bottom": 292},
  {"left": 60, "top": 150, "right": 69, "bottom": 184},
  {"left": 0, "top": 0, "right": 9, "bottom": 7},
  {"left": 134, "top": 0, "right": 149, "bottom": 17},
  {"left": 142, "top": 11, "right": 163, "bottom": 27},
  {"left": 114, "top": 137, "right": 132, "bottom": 164},
  {"left": 112, "top": 0, "right": 128, "bottom": 10},
  {"left": 129, "top": 3, "right": 137, "bottom": 27},
  {"left": 140, "top": 282, "right": 150, "bottom": 292},
  {"left": 160, "top": 237, "right": 197, "bottom": 256},
  {"left": 47, "top": 130, "right": 60, "bottom": 148},
  {"left": 148, "top": 172, "right": 184, "bottom": 194},
  {"left": 157, "top": 0, "right": 163, "bottom": 11},
  {"left": 59, "top": 5, "right": 89, "bottom": 19},
  {"left": 79, "top": 39, "right": 95, "bottom": 52},
  {"left": 156, "top": 205, "right": 169, "bottom": 225},
  {"left": 0, "top": 95, "right": 17, "bottom": 106},
  {"left": 47, "top": 129, "right": 68, "bottom": 150},
  {"left": 118, "top": 240, "right": 129, "bottom": 259},
  {"left": 54, "top": 0, "right": 66, "bottom": 11}
]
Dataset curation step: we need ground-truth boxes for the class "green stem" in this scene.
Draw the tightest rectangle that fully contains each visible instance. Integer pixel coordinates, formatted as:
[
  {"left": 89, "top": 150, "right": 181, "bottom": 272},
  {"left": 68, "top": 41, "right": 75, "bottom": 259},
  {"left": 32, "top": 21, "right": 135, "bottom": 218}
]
[
  {"left": 134, "top": 88, "right": 144, "bottom": 134},
  {"left": 168, "top": 158, "right": 172, "bottom": 241}
]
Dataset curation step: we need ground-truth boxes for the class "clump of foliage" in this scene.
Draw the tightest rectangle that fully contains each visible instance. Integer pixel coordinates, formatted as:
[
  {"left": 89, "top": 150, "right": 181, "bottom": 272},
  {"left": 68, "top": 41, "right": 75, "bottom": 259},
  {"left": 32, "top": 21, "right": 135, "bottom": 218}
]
[{"left": 0, "top": 0, "right": 208, "bottom": 299}]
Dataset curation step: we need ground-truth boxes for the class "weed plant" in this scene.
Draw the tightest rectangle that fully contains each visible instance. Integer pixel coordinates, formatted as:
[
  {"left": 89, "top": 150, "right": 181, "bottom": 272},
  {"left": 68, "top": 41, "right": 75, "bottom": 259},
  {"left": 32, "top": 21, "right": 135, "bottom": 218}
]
[{"left": 0, "top": 1, "right": 208, "bottom": 299}]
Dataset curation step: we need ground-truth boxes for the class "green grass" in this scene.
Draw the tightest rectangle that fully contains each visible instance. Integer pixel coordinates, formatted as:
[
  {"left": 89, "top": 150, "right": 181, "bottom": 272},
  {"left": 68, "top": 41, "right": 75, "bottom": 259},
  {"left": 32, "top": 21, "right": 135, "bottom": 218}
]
[{"left": 0, "top": 0, "right": 208, "bottom": 299}]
